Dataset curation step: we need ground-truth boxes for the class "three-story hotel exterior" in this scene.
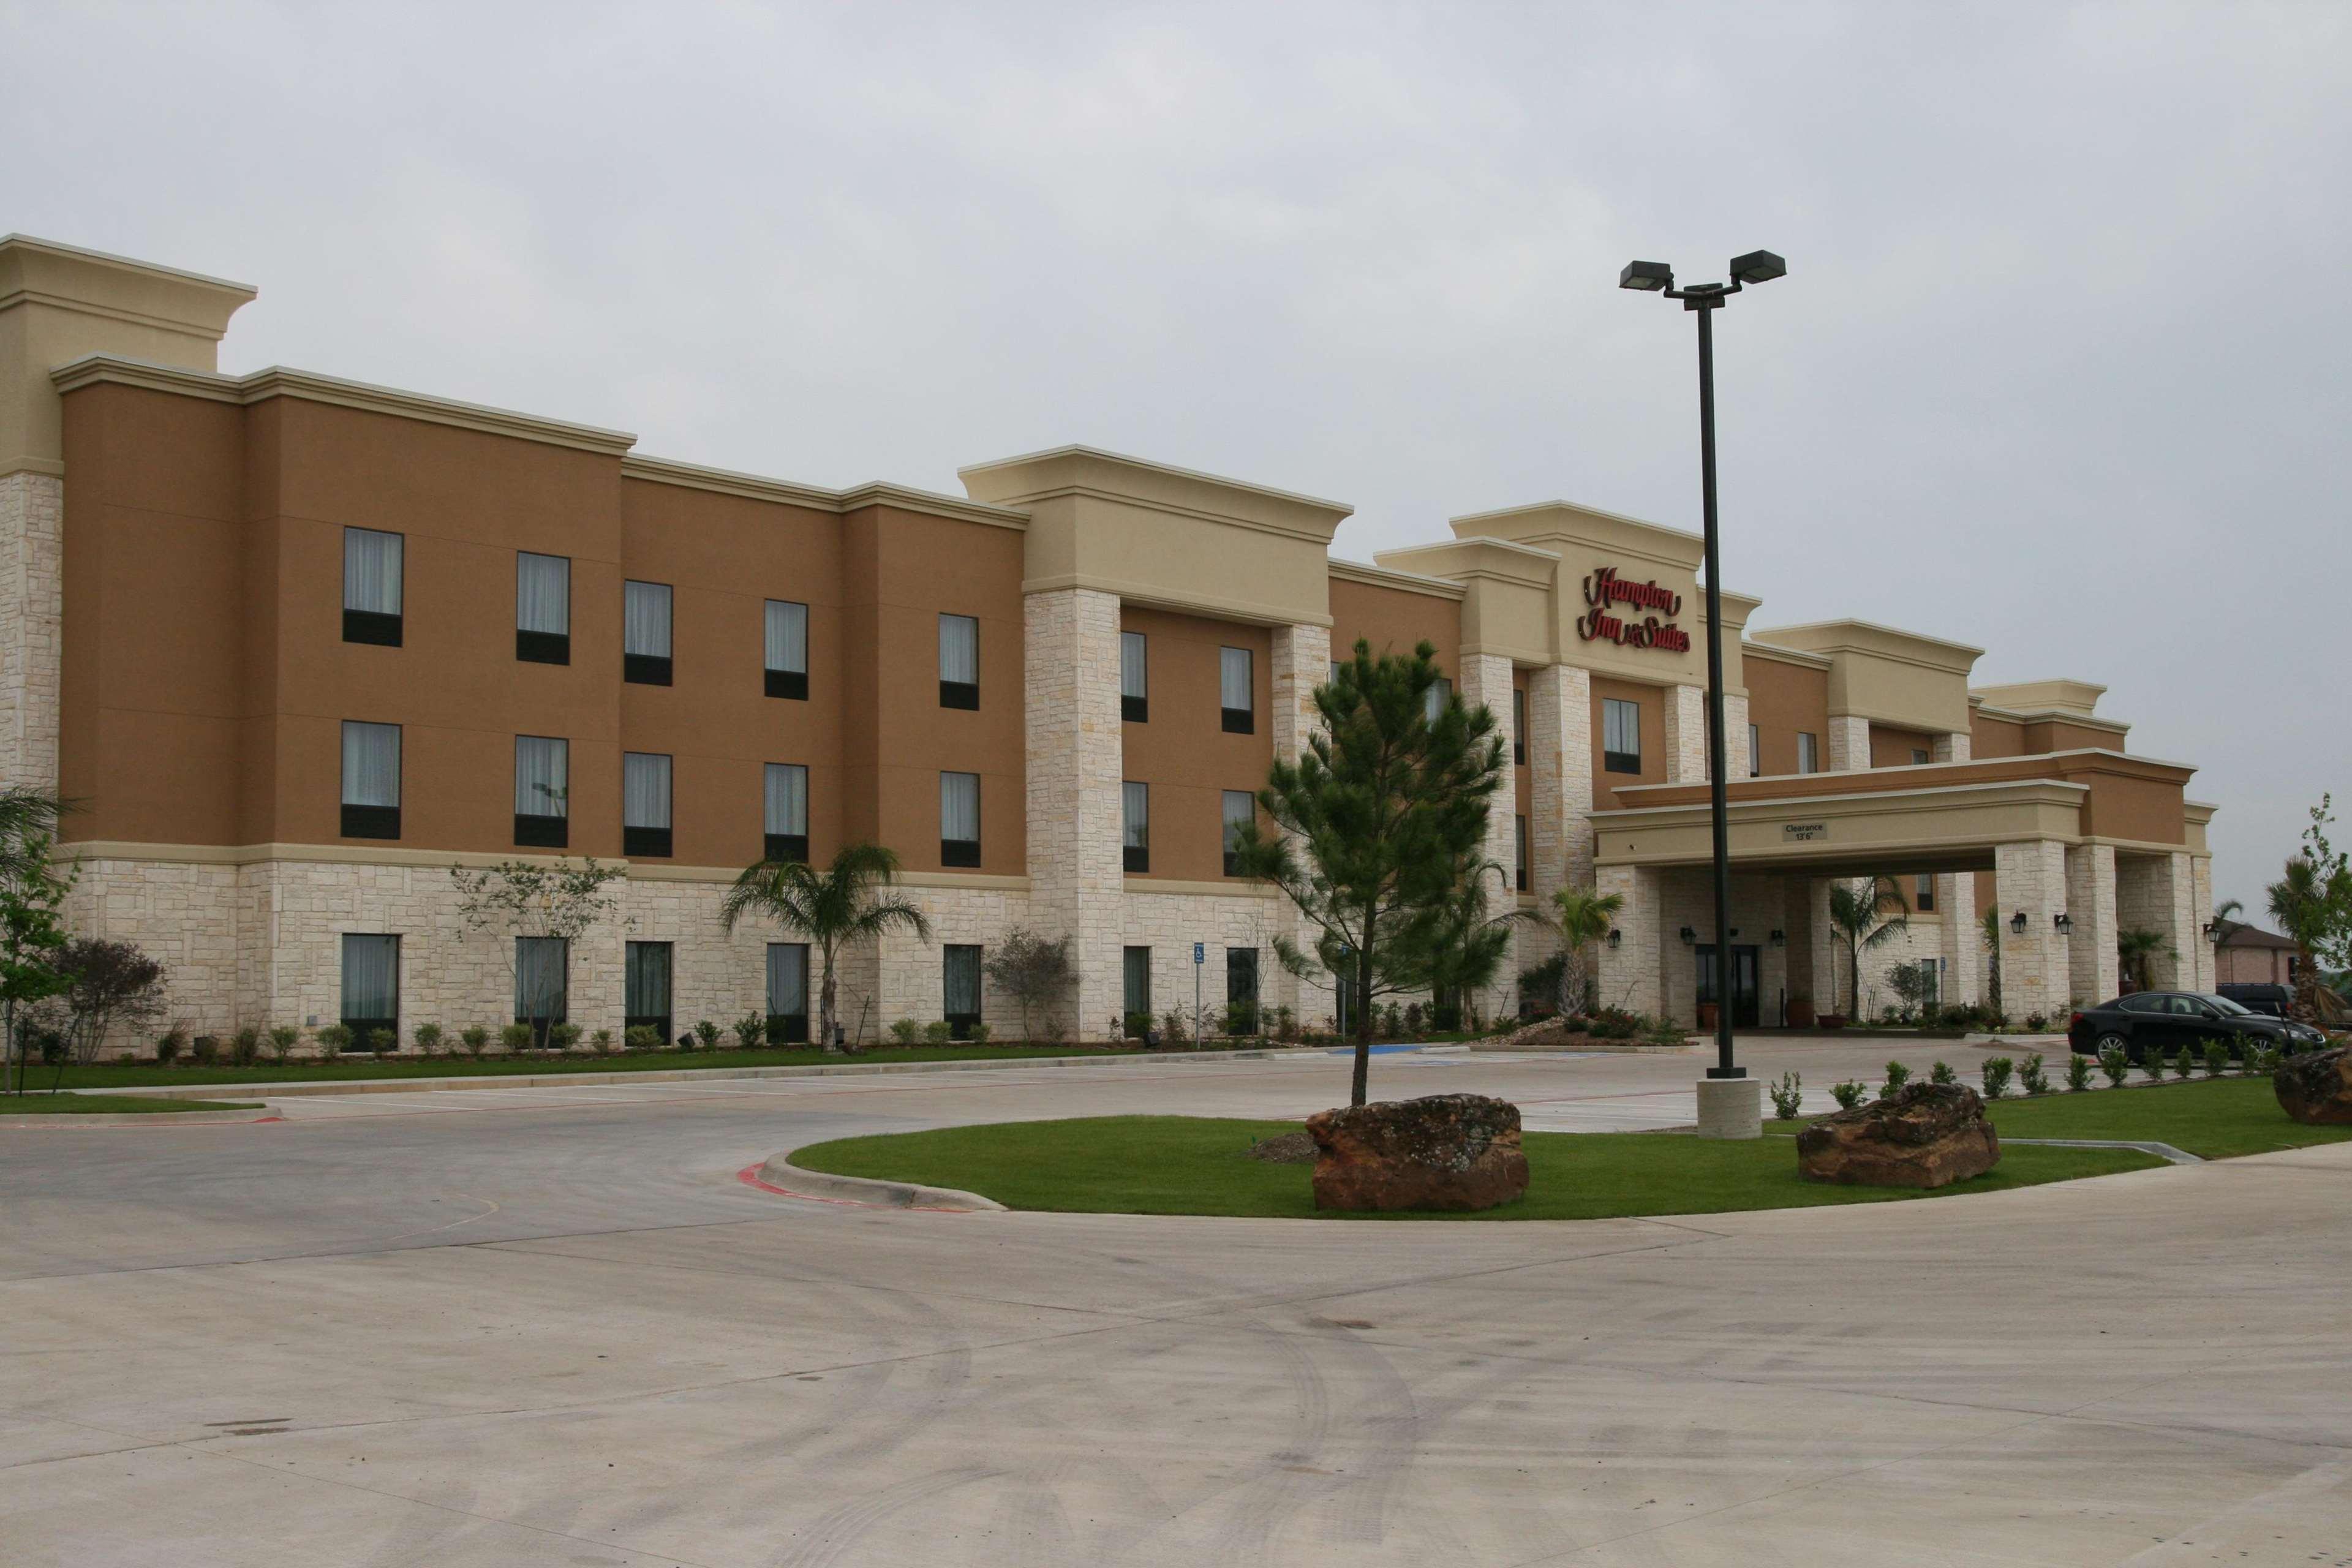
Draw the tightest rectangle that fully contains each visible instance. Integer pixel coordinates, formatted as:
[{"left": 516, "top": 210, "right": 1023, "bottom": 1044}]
[{"left": 0, "top": 236, "right": 2220, "bottom": 1050}]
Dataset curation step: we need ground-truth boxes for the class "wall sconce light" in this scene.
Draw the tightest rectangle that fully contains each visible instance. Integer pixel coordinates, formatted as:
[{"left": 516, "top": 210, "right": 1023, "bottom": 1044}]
[
  {"left": 2202, "top": 920, "right": 2219, "bottom": 940},
  {"left": 1728, "top": 927, "right": 1740, "bottom": 938},
  {"left": 1678, "top": 926, "right": 1696, "bottom": 945},
  {"left": 1607, "top": 928, "right": 1622, "bottom": 948},
  {"left": 1768, "top": 929, "right": 1785, "bottom": 948},
  {"left": 2010, "top": 910, "right": 2028, "bottom": 935},
  {"left": 2054, "top": 913, "right": 2073, "bottom": 937}
]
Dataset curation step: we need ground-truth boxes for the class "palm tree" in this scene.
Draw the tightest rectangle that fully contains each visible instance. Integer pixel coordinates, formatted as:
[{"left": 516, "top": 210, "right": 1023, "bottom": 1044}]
[
  {"left": 1542, "top": 887, "right": 1624, "bottom": 1018},
  {"left": 1826, "top": 876, "right": 1910, "bottom": 1019},
  {"left": 0, "top": 788, "right": 69, "bottom": 878},
  {"left": 720, "top": 843, "right": 932, "bottom": 1052},
  {"left": 2115, "top": 927, "right": 2171, "bottom": 993},
  {"left": 2267, "top": 858, "right": 2329, "bottom": 1021},
  {"left": 2209, "top": 896, "right": 2244, "bottom": 942},
  {"left": 1979, "top": 906, "right": 2004, "bottom": 1020}
]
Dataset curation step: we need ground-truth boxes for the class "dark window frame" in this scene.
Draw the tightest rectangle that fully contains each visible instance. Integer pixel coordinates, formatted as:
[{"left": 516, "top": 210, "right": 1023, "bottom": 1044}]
[
  {"left": 625, "top": 940, "right": 673, "bottom": 1045},
  {"left": 622, "top": 751, "right": 673, "bottom": 860},
  {"left": 941, "top": 771, "right": 981, "bottom": 868},
  {"left": 939, "top": 612, "right": 980, "bottom": 710},
  {"left": 1513, "top": 688, "right": 1526, "bottom": 765},
  {"left": 623, "top": 579, "right": 674, "bottom": 687},
  {"left": 515, "top": 551, "right": 572, "bottom": 666},
  {"left": 942, "top": 943, "right": 984, "bottom": 1039},
  {"left": 1602, "top": 696, "right": 1642, "bottom": 776},
  {"left": 339, "top": 932, "right": 401, "bottom": 1050},
  {"left": 342, "top": 527, "right": 404, "bottom": 647},
  {"left": 339, "top": 720, "right": 402, "bottom": 842}
]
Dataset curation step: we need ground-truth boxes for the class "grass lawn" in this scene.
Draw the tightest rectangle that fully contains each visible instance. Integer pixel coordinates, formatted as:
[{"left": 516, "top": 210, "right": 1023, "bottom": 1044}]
[
  {"left": 0, "top": 1093, "right": 263, "bottom": 1115},
  {"left": 40, "top": 1042, "right": 1148, "bottom": 1091},
  {"left": 789, "top": 1115, "right": 2161, "bottom": 1221},
  {"left": 1759, "top": 1075, "right": 2352, "bottom": 1161}
]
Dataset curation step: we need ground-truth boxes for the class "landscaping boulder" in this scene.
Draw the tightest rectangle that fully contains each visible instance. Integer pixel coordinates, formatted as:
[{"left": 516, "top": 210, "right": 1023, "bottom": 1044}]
[
  {"left": 2274, "top": 1046, "right": 2352, "bottom": 1125},
  {"left": 1795, "top": 1081, "right": 1999, "bottom": 1189},
  {"left": 1306, "top": 1093, "right": 1529, "bottom": 1212}
]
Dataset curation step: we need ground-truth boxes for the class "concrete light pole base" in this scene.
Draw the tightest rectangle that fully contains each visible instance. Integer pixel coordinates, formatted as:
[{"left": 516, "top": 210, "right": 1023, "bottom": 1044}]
[{"left": 1695, "top": 1077, "right": 1763, "bottom": 1140}]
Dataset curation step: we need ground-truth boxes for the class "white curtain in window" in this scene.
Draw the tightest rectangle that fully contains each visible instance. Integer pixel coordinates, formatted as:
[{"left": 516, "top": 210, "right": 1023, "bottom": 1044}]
[
  {"left": 516, "top": 552, "right": 570, "bottom": 634},
  {"left": 1798, "top": 733, "right": 1819, "bottom": 774},
  {"left": 341, "top": 722, "right": 400, "bottom": 807},
  {"left": 767, "top": 943, "right": 808, "bottom": 1016},
  {"left": 765, "top": 763, "right": 807, "bottom": 835},
  {"left": 1120, "top": 631, "right": 1147, "bottom": 700},
  {"left": 1223, "top": 790, "right": 1254, "bottom": 850},
  {"left": 943, "top": 945, "right": 982, "bottom": 1016},
  {"left": 939, "top": 614, "right": 979, "bottom": 684},
  {"left": 940, "top": 772, "right": 979, "bottom": 842},
  {"left": 1423, "top": 676, "right": 1453, "bottom": 723},
  {"left": 514, "top": 736, "right": 568, "bottom": 816},
  {"left": 764, "top": 600, "right": 807, "bottom": 673},
  {"left": 1219, "top": 647, "right": 1252, "bottom": 710},
  {"left": 624, "top": 753, "right": 672, "bottom": 829},
  {"left": 624, "top": 581, "right": 671, "bottom": 657},
  {"left": 515, "top": 937, "right": 568, "bottom": 1019},
  {"left": 341, "top": 933, "right": 399, "bottom": 1019},
  {"left": 1605, "top": 699, "right": 1638, "bottom": 756},
  {"left": 1122, "top": 781, "right": 1148, "bottom": 848},
  {"left": 343, "top": 529, "right": 402, "bottom": 614},
  {"left": 626, "top": 941, "right": 671, "bottom": 1017}
]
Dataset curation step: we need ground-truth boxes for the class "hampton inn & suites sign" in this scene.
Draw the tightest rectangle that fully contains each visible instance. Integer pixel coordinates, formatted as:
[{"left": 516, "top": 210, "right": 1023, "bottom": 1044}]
[{"left": 1577, "top": 566, "right": 1692, "bottom": 653}]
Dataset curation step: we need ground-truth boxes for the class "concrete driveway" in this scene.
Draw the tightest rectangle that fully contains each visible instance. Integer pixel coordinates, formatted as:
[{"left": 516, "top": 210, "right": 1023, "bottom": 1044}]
[{"left": 2, "top": 1039, "right": 2346, "bottom": 1566}]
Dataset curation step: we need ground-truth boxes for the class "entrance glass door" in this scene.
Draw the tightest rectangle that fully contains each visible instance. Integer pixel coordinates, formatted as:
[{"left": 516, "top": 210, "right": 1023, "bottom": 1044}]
[{"left": 1696, "top": 944, "right": 1763, "bottom": 1028}]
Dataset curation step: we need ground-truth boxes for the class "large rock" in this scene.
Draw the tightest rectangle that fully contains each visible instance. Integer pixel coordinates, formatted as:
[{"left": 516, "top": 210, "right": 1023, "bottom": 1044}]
[
  {"left": 1796, "top": 1082, "right": 2000, "bottom": 1189},
  {"left": 1306, "top": 1093, "right": 1529, "bottom": 1212},
  {"left": 2274, "top": 1046, "right": 2352, "bottom": 1125}
]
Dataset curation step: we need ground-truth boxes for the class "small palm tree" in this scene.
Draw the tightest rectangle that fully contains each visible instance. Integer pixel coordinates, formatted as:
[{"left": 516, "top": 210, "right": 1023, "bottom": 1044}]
[
  {"left": 1979, "top": 905, "right": 2004, "bottom": 1020},
  {"left": 1826, "top": 876, "right": 1910, "bottom": 1019},
  {"left": 1543, "top": 887, "right": 1624, "bottom": 1017},
  {"left": 720, "top": 843, "right": 931, "bottom": 1052},
  {"left": 2267, "top": 858, "right": 2329, "bottom": 1020},
  {"left": 2209, "top": 896, "right": 2244, "bottom": 943},
  {"left": 2115, "top": 927, "right": 2171, "bottom": 993},
  {"left": 0, "top": 787, "right": 70, "bottom": 878}
]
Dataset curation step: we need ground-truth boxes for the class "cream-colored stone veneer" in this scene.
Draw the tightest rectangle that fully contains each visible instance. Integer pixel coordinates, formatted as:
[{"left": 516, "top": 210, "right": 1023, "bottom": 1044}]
[{"left": 0, "top": 470, "right": 62, "bottom": 792}]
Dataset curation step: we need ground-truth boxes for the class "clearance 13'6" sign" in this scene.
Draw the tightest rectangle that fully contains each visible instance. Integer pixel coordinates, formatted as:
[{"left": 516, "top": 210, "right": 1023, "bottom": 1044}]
[{"left": 1577, "top": 566, "right": 1692, "bottom": 653}]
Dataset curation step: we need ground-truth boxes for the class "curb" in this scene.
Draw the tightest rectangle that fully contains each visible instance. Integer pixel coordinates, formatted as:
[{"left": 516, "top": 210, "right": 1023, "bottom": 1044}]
[
  {"left": 748, "top": 1155, "right": 1005, "bottom": 1213},
  {"left": 2003, "top": 1136, "right": 2204, "bottom": 1166},
  {"left": 0, "top": 1108, "right": 277, "bottom": 1128}
]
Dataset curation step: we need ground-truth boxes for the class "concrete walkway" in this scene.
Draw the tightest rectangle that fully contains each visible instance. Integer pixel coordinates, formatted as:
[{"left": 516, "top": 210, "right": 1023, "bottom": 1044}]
[{"left": 2, "top": 1038, "right": 2344, "bottom": 1566}]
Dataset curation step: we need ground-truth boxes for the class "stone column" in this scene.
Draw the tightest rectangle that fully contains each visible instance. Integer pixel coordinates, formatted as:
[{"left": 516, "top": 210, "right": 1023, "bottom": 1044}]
[
  {"left": 1995, "top": 839, "right": 2071, "bottom": 1022},
  {"left": 1721, "top": 690, "right": 1752, "bottom": 778},
  {"left": 1025, "top": 587, "right": 1126, "bottom": 1039},
  {"left": 1933, "top": 731, "right": 1972, "bottom": 765},
  {"left": 1937, "top": 869, "right": 1980, "bottom": 1007},
  {"left": 1662, "top": 683, "right": 1706, "bottom": 782},
  {"left": 1526, "top": 663, "right": 1594, "bottom": 940},
  {"left": 2117, "top": 850, "right": 2198, "bottom": 992},
  {"left": 1594, "top": 862, "right": 1659, "bottom": 1018},
  {"left": 1456, "top": 652, "right": 1518, "bottom": 1023},
  {"left": 2065, "top": 842, "right": 2117, "bottom": 1008},
  {"left": 1826, "top": 715, "right": 1872, "bottom": 772},
  {"left": 2190, "top": 854, "right": 2217, "bottom": 990},
  {"left": 0, "top": 470, "right": 64, "bottom": 792},
  {"left": 1268, "top": 621, "right": 1332, "bottom": 1027}
]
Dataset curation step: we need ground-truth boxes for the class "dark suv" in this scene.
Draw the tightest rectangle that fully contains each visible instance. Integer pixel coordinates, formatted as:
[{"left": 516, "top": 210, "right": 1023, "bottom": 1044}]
[
  {"left": 2217, "top": 982, "right": 2294, "bottom": 1018},
  {"left": 2068, "top": 991, "right": 2326, "bottom": 1061}
]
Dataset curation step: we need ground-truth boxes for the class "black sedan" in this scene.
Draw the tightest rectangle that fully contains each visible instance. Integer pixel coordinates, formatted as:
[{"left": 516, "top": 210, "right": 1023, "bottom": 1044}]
[{"left": 2067, "top": 990, "right": 2328, "bottom": 1060}]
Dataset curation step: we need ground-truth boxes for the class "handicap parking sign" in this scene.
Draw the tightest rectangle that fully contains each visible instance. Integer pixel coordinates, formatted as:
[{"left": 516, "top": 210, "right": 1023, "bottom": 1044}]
[{"left": 1193, "top": 942, "right": 1204, "bottom": 964}]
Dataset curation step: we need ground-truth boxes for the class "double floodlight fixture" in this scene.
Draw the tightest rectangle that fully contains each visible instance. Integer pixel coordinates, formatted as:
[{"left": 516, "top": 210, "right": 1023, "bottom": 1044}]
[{"left": 1618, "top": 250, "right": 1786, "bottom": 298}]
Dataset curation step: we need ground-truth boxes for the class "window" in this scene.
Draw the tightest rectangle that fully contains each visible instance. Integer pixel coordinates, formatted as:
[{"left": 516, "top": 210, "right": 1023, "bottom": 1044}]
[
  {"left": 1513, "top": 688, "right": 1527, "bottom": 765},
  {"left": 764, "top": 600, "right": 809, "bottom": 700},
  {"left": 943, "top": 944, "right": 982, "bottom": 1038},
  {"left": 1515, "top": 814, "right": 1529, "bottom": 892},
  {"left": 767, "top": 943, "right": 810, "bottom": 1044},
  {"left": 515, "top": 551, "right": 570, "bottom": 664},
  {"left": 1120, "top": 630, "right": 1148, "bottom": 722},
  {"left": 1917, "top": 873, "right": 1936, "bottom": 913},
  {"left": 764, "top": 763, "right": 809, "bottom": 864},
  {"left": 1602, "top": 697, "right": 1642, "bottom": 774},
  {"left": 623, "top": 752, "right": 673, "bottom": 858},
  {"left": 1227, "top": 948, "right": 1259, "bottom": 1012},
  {"left": 1220, "top": 646, "right": 1254, "bottom": 733},
  {"left": 939, "top": 613, "right": 979, "bottom": 709},
  {"left": 514, "top": 936, "right": 568, "bottom": 1026},
  {"left": 1329, "top": 659, "right": 1344, "bottom": 685},
  {"left": 514, "top": 735, "right": 568, "bottom": 848},
  {"left": 624, "top": 580, "right": 673, "bottom": 685},
  {"left": 1222, "top": 790, "right": 1254, "bottom": 876},
  {"left": 1797, "top": 731, "right": 1820, "bottom": 774},
  {"left": 940, "top": 771, "right": 981, "bottom": 867},
  {"left": 1749, "top": 723, "right": 1762, "bottom": 778},
  {"left": 625, "top": 941, "right": 673, "bottom": 1044},
  {"left": 1123, "top": 946, "right": 1152, "bottom": 1027},
  {"left": 342, "top": 527, "right": 402, "bottom": 646},
  {"left": 339, "top": 933, "right": 399, "bottom": 1050},
  {"left": 1122, "top": 780, "right": 1150, "bottom": 873},
  {"left": 1422, "top": 674, "right": 1453, "bottom": 725},
  {"left": 1911, "top": 747, "right": 1929, "bottom": 767},
  {"left": 339, "top": 721, "right": 401, "bottom": 839}
]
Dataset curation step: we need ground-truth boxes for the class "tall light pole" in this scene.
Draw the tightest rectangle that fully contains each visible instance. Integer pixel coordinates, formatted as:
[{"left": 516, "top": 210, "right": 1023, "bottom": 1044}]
[{"left": 1621, "top": 249, "right": 1785, "bottom": 1134}]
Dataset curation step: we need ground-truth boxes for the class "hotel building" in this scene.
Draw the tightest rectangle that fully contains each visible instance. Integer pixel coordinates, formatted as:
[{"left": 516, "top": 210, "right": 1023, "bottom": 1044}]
[{"left": 0, "top": 236, "right": 2219, "bottom": 1050}]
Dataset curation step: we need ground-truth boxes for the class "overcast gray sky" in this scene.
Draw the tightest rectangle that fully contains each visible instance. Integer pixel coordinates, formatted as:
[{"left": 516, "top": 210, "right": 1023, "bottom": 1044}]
[{"left": 6, "top": 1, "right": 2345, "bottom": 913}]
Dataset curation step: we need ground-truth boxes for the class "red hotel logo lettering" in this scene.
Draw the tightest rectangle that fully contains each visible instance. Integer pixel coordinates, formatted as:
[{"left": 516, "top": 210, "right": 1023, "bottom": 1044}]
[{"left": 1577, "top": 566, "right": 1692, "bottom": 653}]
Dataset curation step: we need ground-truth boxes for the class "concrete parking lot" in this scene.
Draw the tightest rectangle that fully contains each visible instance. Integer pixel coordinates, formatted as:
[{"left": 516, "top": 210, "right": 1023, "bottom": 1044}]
[{"left": 4, "top": 1037, "right": 2348, "bottom": 1566}]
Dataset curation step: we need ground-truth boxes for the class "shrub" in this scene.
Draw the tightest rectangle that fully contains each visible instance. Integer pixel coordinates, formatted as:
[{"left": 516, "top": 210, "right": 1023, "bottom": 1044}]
[
  {"left": 499, "top": 1023, "right": 533, "bottom": 1055},
  {"left": 549, "top": 1022, "right": 582, "bottom": 1053},
  {"left": 967, "top": 1021, "right": 993, "bottom": 1045},
  {"left": 230, "top": 1027, "right": 262, "bottom": 1068},
  {"left": 268, "top": 1025, "right": 302, "bottom": 1064},
  {"left": 1880, "top": 1060, "right": 1911, "bottom": 1099},
  {"left": 2201, "top": 1038, "right": 2230, "bottom": 1077},
  {"left": 2066, "top": 1052, "right": 2094, "bottom": 1092},
  {"left": 2138, "top": 1043, "right": 2166, "bottom": 1084},
  {"left": 1517, "top": 954, "right": 1565, "bottom": 1017},
  {"left": 922, "top": 1020, "right": 952, "bottom": 1046},
  {"left": 590, "top": 1028, "right": 615, "bottom": 1056},
  {"left": 1980, "top": 1057, "right": 2014, "bottom": 1099},
  {"left": 368, "top": 1028, "right": 397, "bottom": 1058},
  {"left": 1222, "top": 1000, "right": 1261, "bottom": 1038},
  {"left": 460, "top": 1025, "right": 490, "bottom": 1058},
  {"left": 2097, "top": 1043, "right": 2129, "bottom": 1087},
  {"left": 2024, "top": 1012, "right": 2048, "bottom": 1033},
  {"left": 733, "top": 1013, "right": 766, "bottom": 1050},
  {"left": 1403, "top": 1002, "right": 1425, "bottom": 1036},
  {"left": 625, "top": 1025, "right": 660, "bottom": 1052},
  {"left": 1159, "top": 1008, "right": 1193, "bottom": 1046},
  {"left": 1830, "top": 1079, "right": 1868, "bottom": 1110},
  {"left": 1929, "top": 1060, "right": 1956, "bottom": 1086},
  {"left": 191, "top": 1035, "right": 221, "bottom": 1066},
  {"left": 888, "top": 1018, "right": 925, "bottom": 1046},
  {"left": 2169, "top": 1044, "right": 2193, "bottom": 1080},
  {"left": 1589, "top": 1008, "right": 1642, "bottom": 1040},
  {"left": 1274, "top": 1005, "right": 1297, "bottom": 1042},
  {"left": 2251, "top": 1043, "right": 2282, "bottom": 1076},
  {"left": 1769, "top": 1071, "right": 1803, "bottom": 1120},
  {"left": 695, "top": 1019, "right": 721, "bottom": 1051},
  {"left": 2018, "top": 1052, "right": 2050, "bottom": 1096},
  {"left": 314, "top": 1023, "right": 353, "bottom": 1055},
  {"left": 1121, "top": 1011, "right": 1153, "bottom": 1041},
  {"left": 413, "top": 1023, "right": 445, "bottom": 1056}
]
